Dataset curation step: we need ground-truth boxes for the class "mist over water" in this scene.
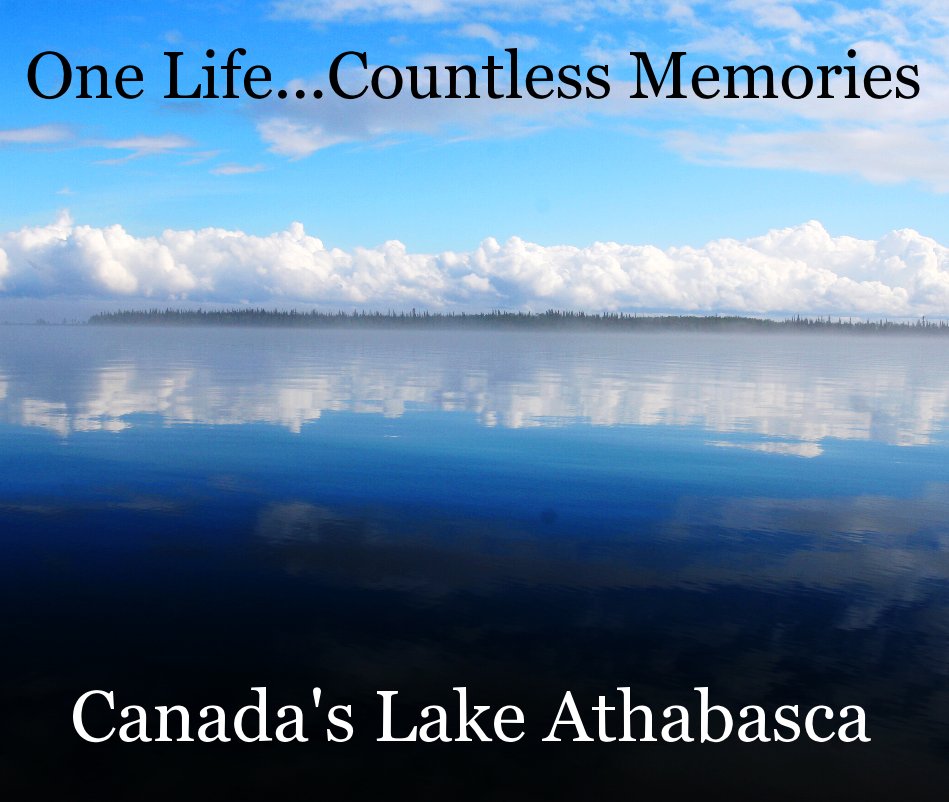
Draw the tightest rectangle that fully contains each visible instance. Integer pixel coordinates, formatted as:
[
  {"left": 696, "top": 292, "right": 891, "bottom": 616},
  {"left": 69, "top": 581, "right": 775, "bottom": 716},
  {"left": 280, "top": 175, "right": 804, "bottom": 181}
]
[{"left": 1, "top": 326, "right": 948, "bottom": 798}]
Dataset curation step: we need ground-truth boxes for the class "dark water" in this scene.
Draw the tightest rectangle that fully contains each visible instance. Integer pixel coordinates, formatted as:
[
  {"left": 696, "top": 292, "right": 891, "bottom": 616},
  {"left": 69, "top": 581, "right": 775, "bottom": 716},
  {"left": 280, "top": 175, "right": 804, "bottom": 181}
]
[{"left": 1, "top": 326, "right": 948, "bottom": 799}]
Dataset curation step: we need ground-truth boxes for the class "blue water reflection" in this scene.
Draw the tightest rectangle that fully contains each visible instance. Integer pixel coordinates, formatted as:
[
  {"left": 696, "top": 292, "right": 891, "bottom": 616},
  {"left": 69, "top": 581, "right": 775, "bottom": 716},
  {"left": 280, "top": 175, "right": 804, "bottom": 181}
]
[{"left": 1, "top": 325, "right": 948, "bottom": 798}]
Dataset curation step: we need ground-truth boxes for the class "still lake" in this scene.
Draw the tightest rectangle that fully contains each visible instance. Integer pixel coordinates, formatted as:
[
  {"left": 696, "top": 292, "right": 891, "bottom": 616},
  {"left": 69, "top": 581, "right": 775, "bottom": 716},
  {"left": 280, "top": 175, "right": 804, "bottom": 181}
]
[{"left": 1, "top": 325, "right": 948, "bottom": 798}]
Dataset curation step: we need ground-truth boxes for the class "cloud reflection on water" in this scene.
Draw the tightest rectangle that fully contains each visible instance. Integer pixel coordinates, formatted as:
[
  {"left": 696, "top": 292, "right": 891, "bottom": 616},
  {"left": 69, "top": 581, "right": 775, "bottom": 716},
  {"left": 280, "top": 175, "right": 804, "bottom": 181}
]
[
  {"left": 2, "top": 328, "right": 949, "bottom": 455},
  {"left": 254, "top": 481, "right": 949, "bottom": 633}
]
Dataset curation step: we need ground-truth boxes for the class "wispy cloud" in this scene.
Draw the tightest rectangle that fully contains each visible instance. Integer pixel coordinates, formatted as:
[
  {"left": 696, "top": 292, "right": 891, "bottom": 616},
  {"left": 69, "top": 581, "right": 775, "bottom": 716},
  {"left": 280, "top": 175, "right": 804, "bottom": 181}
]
[
  {"left": 0, "top": 126, "right": 199, "bottom": 166},
  {"left": 180, "top": 150, "right": 222, "bottom": 166},
  {"left": 93, "top": 134, "right": 194, "bottom": 164},
  {"left": 256, "top": 1, "right": 949, "bottom": 191},
  {"left": 210, "top": 162, "right": 266, "bottom": 175},
  {"left": 0, "top": 125, "right": 72, "bottom": 146},
  {"left": 258, "top": 118, "right": 351, "bottom": 158},
  {"left": 454, "top": 22, "right": 539, "bottom": 51},
  {"left": 270, "top": 0, "right": 584, "bottom": 24},
  {"left": 670, "top": 125, "right": 949, "bottom": 191}
]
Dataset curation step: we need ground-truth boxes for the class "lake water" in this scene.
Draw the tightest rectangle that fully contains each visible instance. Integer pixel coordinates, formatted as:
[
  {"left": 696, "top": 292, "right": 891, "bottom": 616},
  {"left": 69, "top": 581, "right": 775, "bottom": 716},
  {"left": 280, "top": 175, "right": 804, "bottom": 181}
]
[{"left": 2, "top": 326, "right": 948, "bottom": 799}]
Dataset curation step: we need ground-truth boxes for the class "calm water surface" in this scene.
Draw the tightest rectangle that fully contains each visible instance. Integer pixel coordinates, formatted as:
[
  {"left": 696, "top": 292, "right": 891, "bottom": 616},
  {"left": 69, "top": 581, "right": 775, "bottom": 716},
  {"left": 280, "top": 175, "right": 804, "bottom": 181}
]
[{"left": 1, "top": 326, "right": 948, "bottom": 799}]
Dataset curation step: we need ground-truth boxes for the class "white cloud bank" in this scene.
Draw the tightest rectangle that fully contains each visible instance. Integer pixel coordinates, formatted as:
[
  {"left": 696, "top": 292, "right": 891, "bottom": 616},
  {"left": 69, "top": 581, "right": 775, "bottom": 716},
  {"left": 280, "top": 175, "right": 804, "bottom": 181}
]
[{"left": 2, "top": 213, "right": 949, "bottom": 315}]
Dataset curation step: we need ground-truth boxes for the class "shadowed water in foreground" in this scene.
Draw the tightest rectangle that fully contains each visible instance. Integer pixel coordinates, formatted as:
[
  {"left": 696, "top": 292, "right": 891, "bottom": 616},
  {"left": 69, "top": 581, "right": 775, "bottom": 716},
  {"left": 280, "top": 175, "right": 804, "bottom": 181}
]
[{"left": 1, "top": 326, "right": 948, "bottom": 799}]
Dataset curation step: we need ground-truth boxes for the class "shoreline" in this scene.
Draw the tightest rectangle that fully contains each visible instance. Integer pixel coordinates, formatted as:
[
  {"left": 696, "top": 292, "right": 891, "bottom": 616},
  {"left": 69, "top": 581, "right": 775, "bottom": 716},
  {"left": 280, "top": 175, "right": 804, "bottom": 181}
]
[{"left": 74, "top": 309, "right": 949, "bottom": 334}]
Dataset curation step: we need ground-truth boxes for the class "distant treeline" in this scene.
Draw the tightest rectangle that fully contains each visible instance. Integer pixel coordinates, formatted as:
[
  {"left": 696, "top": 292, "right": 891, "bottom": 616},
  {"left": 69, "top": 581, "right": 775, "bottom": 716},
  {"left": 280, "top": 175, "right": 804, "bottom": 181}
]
[{"left": 86, "top": 308, "right": 949, "bottom": 333}]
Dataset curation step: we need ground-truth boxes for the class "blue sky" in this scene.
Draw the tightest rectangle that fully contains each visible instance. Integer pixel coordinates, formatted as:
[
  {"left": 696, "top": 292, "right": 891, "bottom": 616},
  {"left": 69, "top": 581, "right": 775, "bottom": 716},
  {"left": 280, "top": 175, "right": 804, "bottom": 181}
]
[{"left": 2, "top": 1, "right": 949, "bottom": 316}]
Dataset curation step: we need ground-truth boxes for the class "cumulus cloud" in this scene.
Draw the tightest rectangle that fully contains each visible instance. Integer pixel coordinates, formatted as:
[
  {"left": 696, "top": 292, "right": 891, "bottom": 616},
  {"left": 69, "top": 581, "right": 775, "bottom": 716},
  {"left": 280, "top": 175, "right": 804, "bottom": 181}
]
[{"left": 3, "top": 214, "right": 949, "bottom": 315}]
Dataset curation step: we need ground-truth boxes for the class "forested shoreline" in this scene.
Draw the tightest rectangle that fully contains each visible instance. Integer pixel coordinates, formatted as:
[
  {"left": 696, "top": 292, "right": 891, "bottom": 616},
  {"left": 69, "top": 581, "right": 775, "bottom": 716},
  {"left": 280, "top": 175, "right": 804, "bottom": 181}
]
[{"left": 83, "top": 308, "right": 949, "bottom": 333}]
